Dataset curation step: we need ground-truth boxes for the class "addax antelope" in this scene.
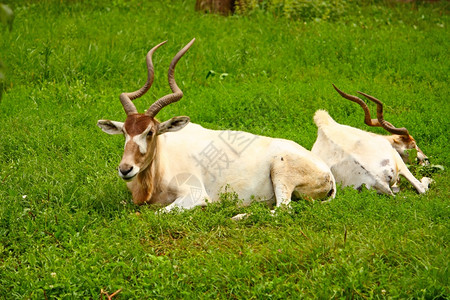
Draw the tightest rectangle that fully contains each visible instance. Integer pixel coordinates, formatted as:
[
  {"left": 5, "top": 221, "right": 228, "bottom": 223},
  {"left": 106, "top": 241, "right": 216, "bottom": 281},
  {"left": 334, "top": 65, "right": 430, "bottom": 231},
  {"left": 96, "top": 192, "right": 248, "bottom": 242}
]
[
  {"left": 311, "top": 85, "right": 431, "bottom": 195},
  {"left": 97, "top": 39, "right": 336, "bottom": 211},
  {"left": 332, "top": 85, "right": 429, "bottom": 165}
]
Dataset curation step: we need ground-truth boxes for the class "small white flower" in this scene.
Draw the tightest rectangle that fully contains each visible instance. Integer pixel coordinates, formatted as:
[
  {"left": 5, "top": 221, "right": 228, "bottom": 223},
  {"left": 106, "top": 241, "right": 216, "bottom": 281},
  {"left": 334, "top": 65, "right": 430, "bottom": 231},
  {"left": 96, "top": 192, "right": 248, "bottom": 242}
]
[
  {"left": 51, "top": 272, "right": 56, "bottom": 277},
  {"left": 22, "top": 195, "right": 27, "bottom": 199}
]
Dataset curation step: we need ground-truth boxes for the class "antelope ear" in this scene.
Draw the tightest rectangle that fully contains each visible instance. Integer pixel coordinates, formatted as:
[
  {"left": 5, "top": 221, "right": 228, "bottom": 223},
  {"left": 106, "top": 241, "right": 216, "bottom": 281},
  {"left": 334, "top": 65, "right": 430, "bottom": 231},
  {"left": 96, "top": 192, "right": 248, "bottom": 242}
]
[
  {"left": 157, "top": 116, "right": 190, "bottom": 135},
  {"left": 97, "top": 120, "right": 124, "bottom": 135}
]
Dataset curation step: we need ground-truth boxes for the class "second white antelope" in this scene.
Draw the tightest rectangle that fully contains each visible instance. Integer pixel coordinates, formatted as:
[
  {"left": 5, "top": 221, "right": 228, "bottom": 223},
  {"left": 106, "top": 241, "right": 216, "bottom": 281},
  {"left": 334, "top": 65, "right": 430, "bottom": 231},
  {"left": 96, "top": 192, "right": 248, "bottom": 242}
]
[
  {"left": 332, "top": 85, "right": 429, "bottom": 165},
  {"left": 311, "top": 85, "right": 431, "bottom": 195},
  {"left": 97, "top": 39, "right": 336, "bottom": 211}
]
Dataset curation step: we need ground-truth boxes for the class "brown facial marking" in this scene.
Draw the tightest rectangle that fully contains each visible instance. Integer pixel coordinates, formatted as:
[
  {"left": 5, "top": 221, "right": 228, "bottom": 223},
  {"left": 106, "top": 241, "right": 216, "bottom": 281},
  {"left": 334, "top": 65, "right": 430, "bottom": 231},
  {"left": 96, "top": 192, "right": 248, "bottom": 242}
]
[
  {"left": 400, "top": 135, "right": 416, "bottom": 148},
  {"left": 124, "top": 114, "right": 153, "bottom": 136},
  {"left": 119, "top": 114, "right": 160, "bottom": 178}
]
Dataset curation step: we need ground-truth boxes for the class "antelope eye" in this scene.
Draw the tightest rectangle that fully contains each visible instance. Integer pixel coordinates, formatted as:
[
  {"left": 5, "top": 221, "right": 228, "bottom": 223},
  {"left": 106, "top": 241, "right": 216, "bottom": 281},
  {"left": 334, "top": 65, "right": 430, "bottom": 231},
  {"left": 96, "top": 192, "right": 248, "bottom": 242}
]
[{"left": 147, "top": 131, "right": 153, "bottom": 137}]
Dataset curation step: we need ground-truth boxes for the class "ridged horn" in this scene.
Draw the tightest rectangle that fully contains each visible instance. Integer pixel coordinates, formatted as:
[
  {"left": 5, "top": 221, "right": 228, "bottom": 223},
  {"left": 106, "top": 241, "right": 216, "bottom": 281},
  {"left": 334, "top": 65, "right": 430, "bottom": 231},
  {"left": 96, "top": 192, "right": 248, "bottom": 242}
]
[
  {"left": 119, "top": 41, "right": 167, "bottom": 115},
  {"left": 357, "top": 91, "right": 409, "bottom": 136},
  {"left": 146, "top": 38, "right": 195, "bottom": 117},
  {"left": 333, "top": 84, "right": 381, "bottom": 127}
]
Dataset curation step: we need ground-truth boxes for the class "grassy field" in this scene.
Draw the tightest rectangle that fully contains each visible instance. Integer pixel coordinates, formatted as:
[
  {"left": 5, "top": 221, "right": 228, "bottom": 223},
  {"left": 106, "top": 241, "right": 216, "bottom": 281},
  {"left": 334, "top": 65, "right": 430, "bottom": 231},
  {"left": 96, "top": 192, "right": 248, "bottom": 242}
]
[{"left": 0, "top": 0, "right": 449, "bottom": 298}]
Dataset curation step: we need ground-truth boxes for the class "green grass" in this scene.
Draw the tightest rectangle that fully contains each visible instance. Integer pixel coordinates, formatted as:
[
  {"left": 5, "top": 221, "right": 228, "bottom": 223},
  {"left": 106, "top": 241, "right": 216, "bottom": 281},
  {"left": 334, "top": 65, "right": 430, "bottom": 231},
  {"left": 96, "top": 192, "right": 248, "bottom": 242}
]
[{"left": 0, "top": 0, "right": 449, "bottom": 298}]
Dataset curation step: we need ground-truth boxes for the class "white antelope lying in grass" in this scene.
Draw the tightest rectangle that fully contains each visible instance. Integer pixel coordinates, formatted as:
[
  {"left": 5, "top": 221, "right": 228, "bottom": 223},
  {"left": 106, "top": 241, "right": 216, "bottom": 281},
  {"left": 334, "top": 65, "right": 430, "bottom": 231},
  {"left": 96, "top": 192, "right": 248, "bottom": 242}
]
[
  {"left": 311, "top": 85, "right": 431, "bottom": 195},
  {"left": 97, "top": 39, "right": 336, "bottom": 212},
  {"left": 332, "top": 84, "right": 429, "bottom": 165}
]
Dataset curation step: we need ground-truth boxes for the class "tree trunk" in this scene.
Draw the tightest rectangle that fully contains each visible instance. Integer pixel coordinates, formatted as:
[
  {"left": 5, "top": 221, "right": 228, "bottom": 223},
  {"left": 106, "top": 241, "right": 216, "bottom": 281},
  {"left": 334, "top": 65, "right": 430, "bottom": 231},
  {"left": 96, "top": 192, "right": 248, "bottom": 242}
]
[{"left": 195, "top": 0, "right": 236, "bottom": 16}]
